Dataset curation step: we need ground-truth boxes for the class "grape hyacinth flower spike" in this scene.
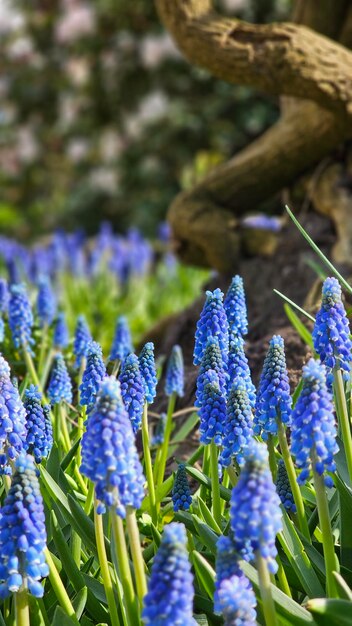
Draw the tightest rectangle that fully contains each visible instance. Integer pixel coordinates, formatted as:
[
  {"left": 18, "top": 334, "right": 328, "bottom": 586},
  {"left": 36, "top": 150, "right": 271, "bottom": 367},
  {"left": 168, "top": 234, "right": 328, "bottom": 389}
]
[
  {"left": 8, "top": 283, "right": 34, "bottom": 353},
  {"left": 224, "top": 275, "right": 248, "bottom": 336},
  {"left": 53, "top": 311, "right": 69, "bottom": 350},
  {"left": 110, "top": 315, "right": 133, "bottom": 362},
  {"left": 195, "top": 336, "right": 228, "bottom": 407},
  {"left": 47, "top": 353, "right": 73, "bottom": 405},
  {"left": 198, "top": 369, "right": 226, "bottom": 446},
  {"left": 152, "top": 413, "right": 166, "bottom": 446},
  {"left": 138, "top": 341, "right": 157, "bottom": 404},
  {"left": 119, "top": 353, "right": 145, "bottom": 433},
  {"left": 80, "top": 341, "right": 106, "bottom": 410},
  {"left": 215, "top": 535, "right": 257, "bottom": 626},
  {"left": 0, "top": 278, "right": 9, "bottom": 316},
  {"left": 73, "top": 315, "right": 92, "bottom": 368},
  {"left": 194, "top": 288, "right": 229, "bottom": 365},
  {"left": 220, "top": 379, "right": 254, "bottom": 468},
  {"left": 227, "top": 332, "right": 256, "bottom": 408},
  {"left": 24, "top": 385, "right": 53, "bottom": 463},
  {"left": 80, "top": 376, "right": 145, "bottom": 516},
  {"left": 0, "top": 454, "right": 49, "bottom": 599},
  {"left": 165, "top": 344, "right": 184, "bottom": 398},
  {"left": 172, "top": 464, "right": 192, "bottom": 512},
  {"left": 142, "top": 523, "right": 197, "bottom": 626},
  {"left": 36, "top": 276, "right": 56, "bottom": 328},
  {"left": 0, "top": 355, "right": 27, "bottom": 475},
  {"left": 276, "top": 459, "right": 296, "bottom": 513}
]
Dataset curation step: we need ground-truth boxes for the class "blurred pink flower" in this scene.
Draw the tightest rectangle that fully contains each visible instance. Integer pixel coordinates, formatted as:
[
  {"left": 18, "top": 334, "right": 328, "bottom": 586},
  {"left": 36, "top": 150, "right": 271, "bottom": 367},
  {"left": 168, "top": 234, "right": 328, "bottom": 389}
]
[
  {"left": 55, "top": 3, "right": 95, "bottom": 44},
  {"left": 66, "top": 138, "right": 90, "bottom": 162},
  {"left": 139, "top": 33, "right": 180, "bottom": 69}
]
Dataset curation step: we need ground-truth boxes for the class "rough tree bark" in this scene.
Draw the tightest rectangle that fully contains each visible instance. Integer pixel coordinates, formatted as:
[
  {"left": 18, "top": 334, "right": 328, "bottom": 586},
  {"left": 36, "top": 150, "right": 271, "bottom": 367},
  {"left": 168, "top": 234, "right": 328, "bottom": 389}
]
[{"left": 155, "top": 0, "right": 352, "bottom": 272}]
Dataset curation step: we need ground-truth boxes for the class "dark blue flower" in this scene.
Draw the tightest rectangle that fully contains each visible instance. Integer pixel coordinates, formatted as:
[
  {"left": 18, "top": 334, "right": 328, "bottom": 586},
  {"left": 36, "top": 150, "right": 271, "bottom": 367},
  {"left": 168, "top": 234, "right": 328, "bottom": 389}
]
[
  {"left": 291, "top": 358, "right": 338, "bottom": 487},
  {"left": 0, "top": 355, "right": 27, "bottom": 475},
  {"left": 276, "top": 459, "right": 296, "bottom": 513},
  {"left": 80, "top": 377, "right": 145, "bottom": 517},
  {"left": 220, "top": 380, "right": 254, "bottom": 468},
  {"left": 73, "top": 315, "right": 92, "bottom": 368},
  {"left": 53, "top": 312, "right": 69, "bottom": 349},
  {"left": 172, "top": 464, "right": 192, "bottom": 512},
  {"left": 230, "top": 441, "right": 283, "bottom": 573},
  {"left": 152, "top": 413, "right": 166, "bottom": 446},
  {"left": 80, "top": 341, "right": 106, "bottom": 409},
  {"left": 47, "top": 353, "right": 73, "bottom": 405},
  {"left": 165, "top": 345, "right": 184, "bottom": 397},
  {"left": 0, "top": 279, "right": 9, "bottom": 315},
  {"left": 36, "top": 276, "right": 56, "bottom": 327},
  {"left": 8, "top": 284, "right": 34, "bottom": 353},
  {"left": 0, "top": 453, "right": 49, "bottom": 598},
  {"left": 254, "top": 335, "right": 292, "bottom": 439},
  {"left": 119, "top": 354, "right": 145, "bottom": 433},
  {"left": 195, "top": 336, "right": 228, "bottom": 408},
  {"left": 215, "top": 535, "right": 257, "bottom": 626},
  {"left": 194, "top": 288, "right": 229, "bottom": 366},
  {"left": 224, "top": 276, "right": 248, "bottom": 336},
  {"left": 312, "top": 277, "right": 352, "bottom": 379},
  {"left": 227, "top": 333, "right": 256, "bottom": 408},
  {"left": 198, "top": 370, "right": 226, "bottom": 446},
  {"left": 24, "top": 385, "right": 52, "bottom": 463},
  {"left": 138, "top": 342, "right": 157, "bottom": 404},
  {"left": 110, "top": 316, "right": 133, "bottom": 361},
  {"left": 142, "top": 523, "right": 196, "bottom": 626}
]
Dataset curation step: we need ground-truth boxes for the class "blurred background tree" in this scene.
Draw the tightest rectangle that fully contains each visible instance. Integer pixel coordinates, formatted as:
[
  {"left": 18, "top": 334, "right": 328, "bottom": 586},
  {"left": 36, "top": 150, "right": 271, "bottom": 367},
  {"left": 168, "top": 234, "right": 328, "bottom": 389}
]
[{"left": 0, "top": 0, "right": 290, "bottom": 239}]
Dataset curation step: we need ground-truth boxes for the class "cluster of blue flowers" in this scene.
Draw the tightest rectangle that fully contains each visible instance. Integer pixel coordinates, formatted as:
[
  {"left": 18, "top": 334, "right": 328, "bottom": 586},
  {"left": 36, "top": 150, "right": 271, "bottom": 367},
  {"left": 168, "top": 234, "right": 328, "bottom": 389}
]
[
  {"left": 165, "top": 345, "right": 184, "bottom": 397},
  {"left": 8, "top": 284, "right": 34, "bottom": 352},
  {"left": 119, "top": 354, "right": 145, "bottom": 433},
  {"left": 0, "top": 355, "right": 27, "bottom": 474},
  {"left": 172, "top": 464, "right": 192, "bottom": 511},
  {"left": 80, "top": 341, "right": 107, "bottom": 409},
  {"left": 47, "top": 354, "right": 73, "bottom": 405},
  {"left": 23, "top": 385, "right": 53, "bottom": 463},
  {"left": 110, "top": 316, "right": 133, "bottom": 362}
]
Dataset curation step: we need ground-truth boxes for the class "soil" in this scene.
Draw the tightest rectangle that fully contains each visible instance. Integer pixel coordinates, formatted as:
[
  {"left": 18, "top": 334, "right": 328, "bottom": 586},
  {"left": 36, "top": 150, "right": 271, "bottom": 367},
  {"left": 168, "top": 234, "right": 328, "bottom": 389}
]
[{"left": 144, "top": 211, "right": 346, "bottom": 459}]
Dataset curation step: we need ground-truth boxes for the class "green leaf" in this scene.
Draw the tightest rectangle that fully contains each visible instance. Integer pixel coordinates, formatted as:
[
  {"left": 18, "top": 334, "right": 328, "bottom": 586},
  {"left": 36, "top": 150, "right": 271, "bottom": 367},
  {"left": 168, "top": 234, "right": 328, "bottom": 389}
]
[
  {"left": 168, "top": 411, "right": 199, "bottom": 457},
  {"left": 285, "top": 206, "right": 352, "bottom": 294},
  {"left": 52, "top": 606, "right": 78, "bottom": 626},
  {"left": 306, "top": 598, "right": 352, "bottom": 626},
  {"left": 273, "top": 289, "right": 315, "bottom": 323},
  {"left": 279, "top": 513, "right": 325, "bottom": 597},
  {"left": 192, "top": 515, "right": 219, "bottom": 554},
  {"left": 196, "top": 497, "right": 222, "bottom": 534},
  {"left": 194, "top": 615, "right": 210, "bottom": 625},
  {"left": 68, "top": 494, "right": 110, "bottom": 560},
  {"left": 333, "top": 573, "right": 352, "bottom": 601},
  {"left": 72, "top": 588, "right": 87, "bottom": 620},
  {"left": 192, "top": 551, "right": 215, "bottom": 598},
  {"left": 193, "top": 594, "right": 222, "bottom": 625},
  {"left": 185, "top": 466, "right": 231, "bottom": 501},
  {"left": 283, "top": 303, "right": 314, "bottom": 349},
  {"left": 334, "top": 473, "right": 352, "bottom": 567},
  {"left": 61, "top": 438, "right": 81, "bottom": 471}
]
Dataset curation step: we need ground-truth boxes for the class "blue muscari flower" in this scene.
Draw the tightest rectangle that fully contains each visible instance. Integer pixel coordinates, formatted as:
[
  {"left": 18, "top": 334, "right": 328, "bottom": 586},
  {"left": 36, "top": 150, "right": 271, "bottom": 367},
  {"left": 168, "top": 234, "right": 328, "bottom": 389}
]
[
  {"left": 198, "top": 370, "right": 226, "bottom": 445},
  {"left": 276, "top": 459, "right": 296, "bottom": 513},
  {"left": 230, "top": 441, "right": 283, "bottom": 573},
  {"left": 0, "top": 355, "right": 26, "bottom": 475},
  {"left": 215, "top": 535, "right": 257, "bottom": 626},
  {"left": 152, "top": 413, "right": 166, "bottom": 446},
  {"left": 80, "top": 377, "right": 145, "bottom": 517},
  {"left": 80, "top": 341, "right": 106, "bottom": 409},
  {"left": 227, "top": 333, "right": 256, "bottom": 408},
  {"left": 254, "top": 335, "right": 292, "bottom": 439},
  {"left": 53, "top": 312, "right": 69, "bottom": 349},
  {"left": 0, "top": 279, "right": 9, "bottom": 315},
  {"left": 142, "top": 523, "right": 197, "bottom": 626},
  {"left": 36, "top": 276, "right": 56, "bottom": 327},
  {"left": 47, "top": 353, "right": 73, "bottom": 405},
  {"left": 119, "top": 353, "right": 145, "bottom": 433},
  {"left": 165, "top": 345, "right": 184, "bottom": 397},
  {"left": 220, "top": 380, "right": 254, "bottom": 468},
  {"left": 8, "top": 283, "right": 34, "bottom": 353},
  {"left": 172, "top": 464, "right": 192, "bottom": 512},
  {"left": 0, "top": 453, "right": 49, "bottom": 598},
  {"left": 224, "top": 276, "right": 248, "bottom": 336},
  {"left": 110, "top": 316, "right": 133, "bottom": 361},
  {"left": 138, "top": 342, "right": 157, "bottom": 404},
  {"left": 241, "top": 214, "right": 282, "bottom": 232},
  {"left": 312, "top": 277, "right": 352, "bottom": 379},
  {"left": 42, "top": 405, "right": 53, "bottom": 451},
  {"left": 195, "top": 336, "right": 228, "bottom": 408},
  {"left": 291, "top": 358, "right": 338, "bottom": 487},
  {"left": 73, "top": 315, "right": 92, "bottom": 368},
  {"left": 24, "top": 385, "right": 52, "bottom": 463},
  {"left": 194, "top": 288, "right": 229, "bottom": 366}
]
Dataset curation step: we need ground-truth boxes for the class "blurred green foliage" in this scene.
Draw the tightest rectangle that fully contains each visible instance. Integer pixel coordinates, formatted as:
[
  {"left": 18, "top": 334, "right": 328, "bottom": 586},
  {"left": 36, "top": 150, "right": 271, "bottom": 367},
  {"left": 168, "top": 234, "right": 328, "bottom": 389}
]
[{"left": 0, "top": 0, "right": 291, "bottom": 239}]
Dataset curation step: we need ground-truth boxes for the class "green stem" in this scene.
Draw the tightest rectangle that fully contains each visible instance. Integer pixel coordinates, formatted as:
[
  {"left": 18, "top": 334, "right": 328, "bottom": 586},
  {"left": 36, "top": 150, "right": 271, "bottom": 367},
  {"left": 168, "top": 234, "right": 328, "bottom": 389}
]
[
  {"left": 15, "top": 586, "right": 30, "bottom": 626},
  {"left": 44, "top": 548, "right": 78, "bottom": 621},
  {"left": 200, "top": 444, "right": 210, "bottom": 501},
  {"left": 334, "top": 367, "right": 352, "bottom": 485},
  {"left": 267, "top": 435, "right": 277, "bottom": 479},
  {"left": 141, "top": 403, "right": 157, "bottom": 525},
  {"left": 37, "top": 324, "right": 48, "bottom": 377},
  {"left": 256, "top": 552, "right": 279, "bottom": 626},
  {"left": 277, "top": 421, "right": 310, "bottom": 541},
  {"left": 209, "top": 441, "right": 221, "bottom": 528},
  {"left": 156, "top": 392, "right": 176, "bottom": 492},
  {"left": 84, "top": 481, "right": 94, "bottom": 515},
  {"left": 220, "top": 470, "right": 230, "bottom": 515},
  {"left": 126, "top": 507, "right": 147, "bottom": 604},
  {"left": 313, "top": 469, "right": 338, "bottom": 597},
  {"left": 94, "top": 499, "right": 121, "bottom": 626},
  {"left": 40, "top": 347, "right": 55, "bottom": 389},
  {"left": 276, "top": 555, "right": 292, "bottom": 598},
  {"left": 227, "top": 464, "right": 238, "bottom": 487},
  {"left": 110, "top": 510, "right": 139, "bottom": 626},
  {"left": 23, "top": 349, "right": 42, "bottom": 389}
]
